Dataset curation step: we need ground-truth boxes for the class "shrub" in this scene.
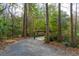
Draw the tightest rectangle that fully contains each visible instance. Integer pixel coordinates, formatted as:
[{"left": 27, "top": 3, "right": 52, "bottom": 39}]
[
  {"left": 48, "top": 34, "right": 57, "bottom": 41},
  {"left": 62, "top": 36, "right": 70, "bottom": 47},
  {"left": 44, "top": 33, "right": 58, "bottom": 43}
]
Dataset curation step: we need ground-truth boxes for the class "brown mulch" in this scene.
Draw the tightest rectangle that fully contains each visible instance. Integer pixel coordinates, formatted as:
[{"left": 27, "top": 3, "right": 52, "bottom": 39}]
[
  {"left": 48, "top": 41, "right": 79, "bottom": 55},
  {"left": 0, "top": 37, "right": 25, "bottom": 50}
]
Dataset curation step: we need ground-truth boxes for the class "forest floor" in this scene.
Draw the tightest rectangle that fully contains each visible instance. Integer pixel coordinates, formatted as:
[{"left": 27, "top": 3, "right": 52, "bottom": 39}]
[{"left": 0, "top": 37, "right": 79, "bottom": 56}]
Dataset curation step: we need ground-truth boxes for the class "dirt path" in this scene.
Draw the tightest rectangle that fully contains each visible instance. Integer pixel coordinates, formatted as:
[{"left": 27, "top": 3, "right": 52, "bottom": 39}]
[{"left": 0, "top": 37, "right": 77, "bottom": 56}]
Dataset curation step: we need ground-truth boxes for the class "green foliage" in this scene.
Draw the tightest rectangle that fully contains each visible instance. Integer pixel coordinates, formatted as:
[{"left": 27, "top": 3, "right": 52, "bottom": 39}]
[
  {"left": 62, "top": 36, "right": 70, "bottom": 47},
  {"left": 0, "top": 16, "right": 22, "bottom": 39},
  {"left": 48, "top": 34, "right": 58, "bottom": 41},
  {"left": 49, "top": 4, "right": 58, "bottom": 33},
  {"left": 27, "top": 4, "right": 70, "bottom": 44},
  {"left": 0, "top": 3, "right": 70, "bottom": 43}
]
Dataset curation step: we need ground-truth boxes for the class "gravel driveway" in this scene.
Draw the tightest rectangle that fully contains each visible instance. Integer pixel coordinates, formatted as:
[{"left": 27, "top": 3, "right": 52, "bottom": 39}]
[{"left": 0, "top": 37, "right": 77, "bottom": 56}]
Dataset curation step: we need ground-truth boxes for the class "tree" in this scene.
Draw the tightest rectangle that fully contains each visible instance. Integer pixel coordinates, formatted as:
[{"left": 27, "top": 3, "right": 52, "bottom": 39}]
[
  {"left": 75, "top": 3, "right": 77, "bottom": 37},
  {"left": 74, "top": 3, "right": 77, "bottom": 46},
  {"left": 70, "top": 3, "right": 77, "bottom": 47},
  {"left": 0, "top": 4, "right": 7, "bottom": 15},
  {"left": 57, "top": 3, "right": 62, "bottom": 41},
  {"left": 48, "top": 4, "right": 58, "bottom": 33},
  {"left": 28, "top": 3, "right": 34, "bottom": 36},
  {"left": 22, "top": 3, "right": 28, "bottom": 37},
  {"left": 45, "top": 3, "right": 49, "bottom": 42},
  {"left": 10, "top": 3, "right": 14, "bottom": 39}
]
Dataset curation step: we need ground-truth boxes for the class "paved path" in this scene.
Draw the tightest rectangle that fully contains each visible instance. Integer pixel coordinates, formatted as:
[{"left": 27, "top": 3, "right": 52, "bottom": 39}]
[{"left": 0, "top": 37, "right": 75, "bottom": 56}]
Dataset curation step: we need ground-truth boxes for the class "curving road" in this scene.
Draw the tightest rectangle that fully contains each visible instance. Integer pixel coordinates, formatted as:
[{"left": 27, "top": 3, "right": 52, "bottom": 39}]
[{"left": 0, "top": 37, "right": 75, "bottom": 56}]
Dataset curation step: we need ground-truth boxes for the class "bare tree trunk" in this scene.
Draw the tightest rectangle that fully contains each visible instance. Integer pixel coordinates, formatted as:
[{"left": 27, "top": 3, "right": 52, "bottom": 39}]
[
  {"left": 74, "top": 3, "right": 77, "bottom": 46},
  {"left": 22, "top": 3, "right": 28, "bottom": 38},
  {"left": 10, "top": 3, "right": 14, "bottom": 39},
  {"left": 57, "top": 3, "right": 62, "bottom": 41},
  {"left": 70, "top": 3, "right": 74, "bottom": 46},
  {"left": 70, "top": 3, "right": 77, "bottom": 47},
  {"left": 22, "top": 4, "right": 25, "bottom": 37},
  {"left": 28, "top": 3, "right": 34, "bottom": 36},
  {"left": 45, "top": 3, "right": 49, "bottom": 43},
  {"left": 75, "top": 3, "right": 77, "bottom": 39}
]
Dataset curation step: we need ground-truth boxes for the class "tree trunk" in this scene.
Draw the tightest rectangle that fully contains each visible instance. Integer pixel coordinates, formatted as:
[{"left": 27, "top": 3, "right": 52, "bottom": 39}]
[
  {"left": 22, "top": 3, "right": 28, "bottom": 38},
  {"left": 28, "top": 3, "right": 33, "bottom": 36},
  {"left": 45, "top": 3, "right": 49, "bottom": 43},
  {"left": 70, "top": 3, "right": 77, "bottom": 47},
  {"left": 57, "top": 3, "right": 62, "bottom": 41},
  {"left": 74, "top": 3, "right": 77, "bottom": 46},
  {"left": 75, "top": 3, "right": 77, "bottom": 39},
  {"left": 10, "top": 3, "right": 14, "bottom": 39}
]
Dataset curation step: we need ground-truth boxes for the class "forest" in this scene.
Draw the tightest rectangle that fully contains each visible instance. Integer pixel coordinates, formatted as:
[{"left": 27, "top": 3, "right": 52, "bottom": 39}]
[{"left": 0, "top": 3, "right": 79, "bottom": 49}]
